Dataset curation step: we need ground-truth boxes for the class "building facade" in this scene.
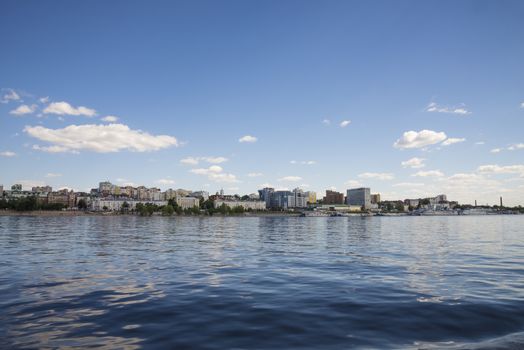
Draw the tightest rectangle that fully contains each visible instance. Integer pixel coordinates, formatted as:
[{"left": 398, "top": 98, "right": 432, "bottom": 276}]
[
  {"left": 213, "top": 200, "right": 266, "bottom": 211},
  {"left": 323, "top": 190, "right": 344, "bottom": 204},
  {"left": 288, "top": 188, "right": 308, "bottom": 208},
  {"left": 347, "top": 187, "right": 371, "bottom": 209},
  {"left": 176, "top": 196, "right": 200, "bottom": 209}
]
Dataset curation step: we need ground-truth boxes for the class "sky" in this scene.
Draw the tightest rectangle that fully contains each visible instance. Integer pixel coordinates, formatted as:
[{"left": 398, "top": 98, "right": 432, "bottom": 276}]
[{"left": 1, "top": 0, "right": 524, "bottom": 206}]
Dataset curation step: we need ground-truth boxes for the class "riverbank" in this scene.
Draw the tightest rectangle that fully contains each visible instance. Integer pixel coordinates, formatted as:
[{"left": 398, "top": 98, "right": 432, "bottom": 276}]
[{"left": 0, "top": 210, "right": 301, "bottom": 217}]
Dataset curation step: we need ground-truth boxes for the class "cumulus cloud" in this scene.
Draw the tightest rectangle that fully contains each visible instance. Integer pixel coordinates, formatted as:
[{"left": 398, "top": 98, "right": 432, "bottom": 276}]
[
  {"left": 441, "top": 137, "right": 466, "bottom": 146},
  {"left": 477, "top": 164, "right": 524, "bottom": 175},
  {"left": 25, "top": 123, "right": 178, "bottom": 153},
  {"left": 190, "top": 165, "right": 238, "bottom": 183},
  {"left": 393, "top": 130, "right": 447, "bottom": 149},
  {"left": 10, "top": 104, "right": 37, "bottom": 116},
  {"left": 0, "top": 151, "right": 16, "bottom": 157},
  {"left": 101, "top": 115, "right": 119, "bottom": 122},
  {"left": 290, "top": 160, "right": 316, "bottom": 165},
  {"left": 520, "top": 102, "right": 524, "bottom": 109},
  {"left": 239, "top": 135, "right": 257, "bottom": 143},
  {"left": 43, "top": 101, "right": 96, "bottom": 117},
  {"left": 358, "top": 172, "right": 394, "bottom": 180},
  {"left": 412, "top": 170, "right": 444, "bottom": 177},
  {"left": 475, "top": 141, "right": 485, "bottom": 145},
  {"left": 180, "top": 156, "right": 227, "bottom": 165},
  {"left": 322, "top": 119, "right": 331, "bottom": 125},
  {"left": 39, "top": 96, "right": 49, "bottom": 104},
  {"left": 180, "top": 157, "right": 199, "bottom": 165},
  {"left": 1, "top": 89, "right": 20, "bottom": 103},
  {"left": 425, "top": 102, "right": 471, "bottom": 115},
  {"left": 489, "top": 143, "right": 524, "bottom": 153},
  {"left": 247, "top": 172, "right": 263, "bottom": 177},
  {"left": 507, "top": 143, "right": 524, "bottom": 151},
  {"left": 340, "top": 120, "right": 351, "bottom": 127},
  {"left": 45, "top": 173, "right": 62, "bottom": 178},
  {"left": 401, "top": 157, "right": 425, "bottom": 169},
  {"left": 278, "top": 176, "right": 302, "bottom": 182}
]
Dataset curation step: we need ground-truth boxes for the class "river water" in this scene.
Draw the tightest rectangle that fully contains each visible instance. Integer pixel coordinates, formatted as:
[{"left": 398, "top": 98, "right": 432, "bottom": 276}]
[{"left": 1, "top": 215, "right": 523, "bottom": 349}]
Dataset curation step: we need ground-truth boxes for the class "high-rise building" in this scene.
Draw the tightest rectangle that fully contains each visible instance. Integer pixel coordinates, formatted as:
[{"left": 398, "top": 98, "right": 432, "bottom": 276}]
[
  {"left": 270, "top": 190, "right": 292, "bottom": 209},
  {"left": 323, "top": 190, "right": 344, "bottom": 204},
  {"left": 258, "top": 187, "right": 274, "bottom": 208},
  {"left": 347, "top": 187, "right": 371, "bottom": 209},
  {"left": 288, "top": 188, "right": 308, "bottom": 208}
]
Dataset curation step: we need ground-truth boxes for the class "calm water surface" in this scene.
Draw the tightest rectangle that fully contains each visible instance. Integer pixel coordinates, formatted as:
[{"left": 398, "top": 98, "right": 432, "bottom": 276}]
[{"left": 0, "top": 215, "right": 523, "bottom": 349}]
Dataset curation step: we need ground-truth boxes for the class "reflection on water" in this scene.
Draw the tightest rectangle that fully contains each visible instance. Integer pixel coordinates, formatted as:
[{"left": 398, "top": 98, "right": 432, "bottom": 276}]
[{"left": 1, "top": 215, "right": 524, "bottom": 349}]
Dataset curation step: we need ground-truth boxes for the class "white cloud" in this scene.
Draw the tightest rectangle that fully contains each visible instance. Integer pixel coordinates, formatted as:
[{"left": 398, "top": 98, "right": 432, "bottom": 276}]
[
  {"left": 43, "top": 101, "right": 96, "bottom": 117},
  {"left": 393, "top": 130, "right": 447, "bottom": 149},
  {"left": 401, "top": 157, "right": 425, "bottom": 169},
  {"left": 489, "top": 143, "right": 524, "bottom": 153},
  {"left": 239, "top": 135, "right": 257, "bottom": 143},
  {"left": 520, "top": 102, "right": 524, "bottom": 109},
  {"left": 0, "top": 151, "right": 16, "bottom": 157},
  {"left": 45, "top": 173, "right": 62, "bottom": 178},
  {"left": 180, "top": 156, "right": 228, "bottom": 165},
  {"left": 425, "top": 102, "right": 471, "bottom": 115},
  {"left": 475, "top": 141, "right": 485, "bottom": 145},
  {"left": 1, "top": 89, "right": 20, "bottom": 103},
  {"left": 340, "top": 120, "right": 351, "bottom": 128},
  {"left": 508, "top": 143, "right": 524, "bottom": 151},
  {"left": 322, "top": 119, "right": 331, "bottom": 125},
  {"left": 278, "top": 176, "right": 302, "bottom": 182},
  {"left": 190, "top": 165, "right": 238, "bottom": 183},
  {"left": 290, "top": 160, "right": 316, "bottom": 165},
  {"left": 180, "top": 157, "right": 199, "bottom": 165},
  {"left": 441, "top": 137, "right": 466, "bottom": 146},
  {"left": 39, "top": 96, "right": 49, "bottom": 104},
  {"left": 157, "top": 178, "right": 175, "bottom": 185},
  {"left": 25, "top": 123, "right": 178, "bottom": 153},
  {"left": 32, "top": 144, "right": 77, "bottom": 154},
  {"left": 477, "top": 164, "right": 524, "bottom": 175},
  {"left": 412, "top": 170, "right": 444, "bottom": 177},
  {"left": 101, "top": 115, "right": 119, "bottom": 122},
  {"left": 10, "top": 104, "right": 37, "bottom": 116},
  {"left": 358, "top": 172, "right": 394, "bottom": 180},
  {"left": 247, "top": 172, "right": 263, "bottom": 177}
]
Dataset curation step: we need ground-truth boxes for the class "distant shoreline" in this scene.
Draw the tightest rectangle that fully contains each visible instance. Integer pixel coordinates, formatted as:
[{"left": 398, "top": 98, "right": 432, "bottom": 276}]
[
  {"left": 0, "top": 210, "right": 520, "bottom": 217},
  {"left": 0, "top": 210, "right": 301, "bottom": 217}
]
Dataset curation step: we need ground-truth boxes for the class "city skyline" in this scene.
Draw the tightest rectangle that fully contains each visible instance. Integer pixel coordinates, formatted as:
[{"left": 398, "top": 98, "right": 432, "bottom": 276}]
[{"left": 1, "top": 1, "right": 524, "bottom": 206}]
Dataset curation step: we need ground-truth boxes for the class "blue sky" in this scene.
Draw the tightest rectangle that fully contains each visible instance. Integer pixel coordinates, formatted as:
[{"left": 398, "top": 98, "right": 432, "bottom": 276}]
[{"left": 1, "top": 0, "right": 524, "bottom": 205}]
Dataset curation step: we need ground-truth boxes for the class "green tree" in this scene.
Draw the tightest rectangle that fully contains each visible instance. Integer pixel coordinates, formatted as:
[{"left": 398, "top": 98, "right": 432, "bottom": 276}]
[
  {"left": 77, "top": 199, "right": 88, "bottom": 210},
  {"left": 162, "top": 204, "right": 175, "bottom": 216}
]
